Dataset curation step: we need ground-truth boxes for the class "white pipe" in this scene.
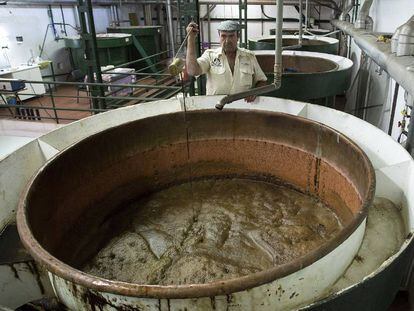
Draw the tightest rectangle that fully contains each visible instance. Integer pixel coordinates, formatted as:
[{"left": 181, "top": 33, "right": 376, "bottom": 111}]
[
  {"left": 305, "top": 0, "right": 309, "bottom": 31},
  {"left": 166, "top": 0, "right": 175, "bottom": 57},
  {"left": 331, "top": 19, "right": 414, "bottom": 100},
  {"left": 355, "top": 0, "right": 373, "bottom": 30},
  {"left": 298, "top": 0, "right": 303, "bottom": 45},
  {"left": 339, "top": 0, "right": 354, "bottom": 21}
]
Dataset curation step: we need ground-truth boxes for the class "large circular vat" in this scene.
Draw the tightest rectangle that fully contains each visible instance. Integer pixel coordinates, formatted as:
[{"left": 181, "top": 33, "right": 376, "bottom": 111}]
[
  {"left": 17, "top": 106, "right": 374, "bottom": 310},
  {"left": 249, "top": 35, "right": 339, "bottom": 54},
  {"left": 255, "top": 50, "right": 353, "bottom": 101}
]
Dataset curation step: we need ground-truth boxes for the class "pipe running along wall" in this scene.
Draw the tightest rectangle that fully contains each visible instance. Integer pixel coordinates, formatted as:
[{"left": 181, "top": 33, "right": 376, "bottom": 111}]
[
  {"left": 215, "top": 0, "right": 283, "bottom": 110},
  {"left": 354, "top": 0, "right": 373, "bottom": 30},
  {"left": 332, "top": 19, "right": 414, "bottom": 155},
  {"left": 331, "top": 19, "right": 414, "bottom": 104},
  {"left": 339, "top": 0, "right": 354, "bottom": 21}
]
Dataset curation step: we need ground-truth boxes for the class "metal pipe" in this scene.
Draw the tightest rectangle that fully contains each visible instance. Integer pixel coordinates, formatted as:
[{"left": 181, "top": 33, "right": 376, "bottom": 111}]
[
  {"left": 407, "top": 103, "right": 414, "bottom": 156},
  {"left": 207, "top": 4, "right": 211, "bottom": 48},
  {"left": 298, "top": 0, "right": 303, "bottom": 45},
  {"left": 354, "top": 0, "right": 373, "bottom": 30},
  {"left": 305, "top": 0, "right": 309, "bottom": 31},
  {"left": 101, "top": 49, "right": 170, "bottom": 72},
  {"left": 331, "top": 19, "right": 414, "bottom": 100},
  {"left": 115, "top": 3, "right": 120, "bottom": 25},
  {"left": 388, "top": 83, "right": 400, "bottom": 136},
  {"left": 0, "top": 103, "right": 107, "bottom": 112},
  {"left": 339, "top": 0, "right": 355, "bottom": 21},
  {"left": 166, "top": 0, "right": 175, "bottom": 57},
  {"left": 216, "top": 0, "right": 283, "bottom": 110},
  {"left": 0, "top": 78, "right": 181, "bottom": 90},
  {"left": 144, "top": 4, "right": 152, "bottom": 26}
]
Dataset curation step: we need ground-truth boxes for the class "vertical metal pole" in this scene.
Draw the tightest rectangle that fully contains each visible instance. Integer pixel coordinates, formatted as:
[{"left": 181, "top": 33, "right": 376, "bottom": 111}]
[
  {"left": 77, "top": 0, "right": 106, "bottom": 110},
  {"left": 207, "top": 4, "right": 211, "bottom": 48},
  {"left": 406, "top": 101, "right": 414, "bottom": 156},
  {"left": 274, "top": 0, "right": 283, "bottom": 87},
  {"left": 298, "top": 0, "right": 303, "bottom": 45},
  {"left": 388, "top": 82, "right": 400, "bottom": 135},
  {"left": 48, "top": 5, "right": 58, "bottom": 40},
  {"left": 244, "top": 0, "right": 247, "bottom": 48},
  {"left": 48, "top": 83, "right": 59, "bottom": 124},
  {"left": 144, "top": 4, "right": 153, "bottom": 26},
  {"left": 60, "top": 5, "right": 68, "bottom": 36},
  {"left": 166, "top": 0, "right": 175, "bottom": 57},
  {"left": 115, "top": 4, "right": 120, "bottom": 25},
  {"left": 305, "top": 0, "right": 309, "bottom": 31},
  {"left": 238, "top": 0, "right": 247, "bottom": 48}
]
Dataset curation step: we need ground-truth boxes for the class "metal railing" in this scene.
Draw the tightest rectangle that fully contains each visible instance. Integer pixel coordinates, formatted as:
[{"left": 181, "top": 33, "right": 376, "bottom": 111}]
[{"left": 0, "top": 50, "right": 188, "bottom": 124}]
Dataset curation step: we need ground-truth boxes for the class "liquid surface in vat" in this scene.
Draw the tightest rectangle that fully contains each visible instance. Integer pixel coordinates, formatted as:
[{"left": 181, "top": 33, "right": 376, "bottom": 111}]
[{"left": 84, "top": 178, "right": 343, "bottom": 285}]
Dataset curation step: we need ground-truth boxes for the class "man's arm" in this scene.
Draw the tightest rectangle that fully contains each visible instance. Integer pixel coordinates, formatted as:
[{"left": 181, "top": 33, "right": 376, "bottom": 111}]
[
  {"left": 255, "top": 80, "right": 268, "bottom": 88},
  {"left": 244, "top": 56, "right": 268, "bottom": 103},
  {"left": 186, "top": 22, "right": 203, "bottom": 76}
]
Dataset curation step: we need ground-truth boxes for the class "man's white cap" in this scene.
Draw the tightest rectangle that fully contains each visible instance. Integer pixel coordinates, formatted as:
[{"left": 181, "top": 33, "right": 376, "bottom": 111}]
[{"left": 217, "top": 20, "right": 240, "bottom": 32}]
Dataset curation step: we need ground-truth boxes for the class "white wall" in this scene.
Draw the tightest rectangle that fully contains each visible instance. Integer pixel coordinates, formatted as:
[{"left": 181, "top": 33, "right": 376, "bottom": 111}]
[
  {"left": 0, "top": 5, "right": 79, "bottom": 75},
  {"left": 0, "top": 5, "right": 122, "bottom": 78},
  {"left": 371, "top": 0, "right": 414, "bottom": 33}
]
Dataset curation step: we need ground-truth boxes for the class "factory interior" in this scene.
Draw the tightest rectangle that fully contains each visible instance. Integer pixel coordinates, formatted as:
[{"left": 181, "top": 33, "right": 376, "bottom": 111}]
[{"left": 1, "top": 0, "right": 414, "bottom": 310}]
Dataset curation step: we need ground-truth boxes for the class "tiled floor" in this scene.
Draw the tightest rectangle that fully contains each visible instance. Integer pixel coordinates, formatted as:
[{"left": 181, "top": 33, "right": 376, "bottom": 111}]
[
  {"left": 0, "top": 85, "right": 92, "bottom": 124},
  {"left": 0, "top": 76, "right": 179, "bottom": 124}
]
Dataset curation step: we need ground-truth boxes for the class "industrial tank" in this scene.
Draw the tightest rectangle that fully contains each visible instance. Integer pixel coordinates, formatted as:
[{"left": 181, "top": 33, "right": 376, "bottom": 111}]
[
  {"left": 249, "top": 35, "right": 339, "bottom": 55},
  {"left": 64, "top": 33, "right": 132, "bottom": 75},
  {"left": 107, "top": 26, "right": 163, "bottom": 70},
  {"left": 17, "top": 99, "right": 373, "bottom": 309},
  {"left": 0, "top": 97, "right": 413, "bottom": 310},
  {"left": 256, "top": 50, "right": 353, "bottom": 101}
]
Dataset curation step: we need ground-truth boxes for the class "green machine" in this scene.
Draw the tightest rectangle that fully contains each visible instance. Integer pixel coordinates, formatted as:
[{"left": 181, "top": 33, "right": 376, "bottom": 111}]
[
  {"left": 64, "top": 33, "right": 132, "bottom": 75},
  {"left": 107, "top": 26, "right": 163, "bottom": 72},
  {"left": 249, "top": 35, "right": 339, "bottom": 55},
  {"left": 254, "top": 50, "right": 353, "bottom": 104}
]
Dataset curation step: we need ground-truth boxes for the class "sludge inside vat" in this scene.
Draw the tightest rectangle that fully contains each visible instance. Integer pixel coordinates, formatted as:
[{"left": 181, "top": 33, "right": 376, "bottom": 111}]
[
  {"left": 84, "top": 179, "right": 344, "bottom": 285},
  {"left": 17, "top": 109, "right": 374, "bottom": 309}
]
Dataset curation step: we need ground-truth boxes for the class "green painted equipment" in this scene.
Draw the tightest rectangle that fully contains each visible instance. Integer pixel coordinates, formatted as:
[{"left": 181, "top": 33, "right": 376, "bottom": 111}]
[
  {"left": 249, "top": 35, "right": 339, "bottom": 54},
  {"left": 64, "top": 33, "right": 132, "bottom": 75},
  {"left": 107, "top": 26, "right": 163, "bottom": 72},
  {"left": 254, "top": 50, "right": 353, "bottom": 102}
]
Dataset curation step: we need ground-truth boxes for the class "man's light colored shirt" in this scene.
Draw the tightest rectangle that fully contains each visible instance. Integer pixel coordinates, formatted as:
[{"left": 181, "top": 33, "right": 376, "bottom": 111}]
[{"left": 196, "top": 47, "right": 267, "bottom": 95}]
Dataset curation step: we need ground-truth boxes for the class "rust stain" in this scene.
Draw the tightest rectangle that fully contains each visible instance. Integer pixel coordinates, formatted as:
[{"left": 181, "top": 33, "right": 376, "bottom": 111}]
[
  {"left": 25, "top": 261, "right": 45, "bottom": 295},
  {"left": 210, "top": 297, "right": 216, "bottom": 309},
  {"left": 7, "top": 263, "right": 19, "bottom": 279}
]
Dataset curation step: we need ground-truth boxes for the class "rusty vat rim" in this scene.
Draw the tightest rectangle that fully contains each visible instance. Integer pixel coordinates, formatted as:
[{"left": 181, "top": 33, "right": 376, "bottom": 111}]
[
  {"left": 254, "top": 50, "right": 353, "bottom": 75},
  {"left": 249, "top": 34, "right": 339, "bottom": 45},
  {"left": 16, "top": 109, "right": 375, "bottom": 299}
]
